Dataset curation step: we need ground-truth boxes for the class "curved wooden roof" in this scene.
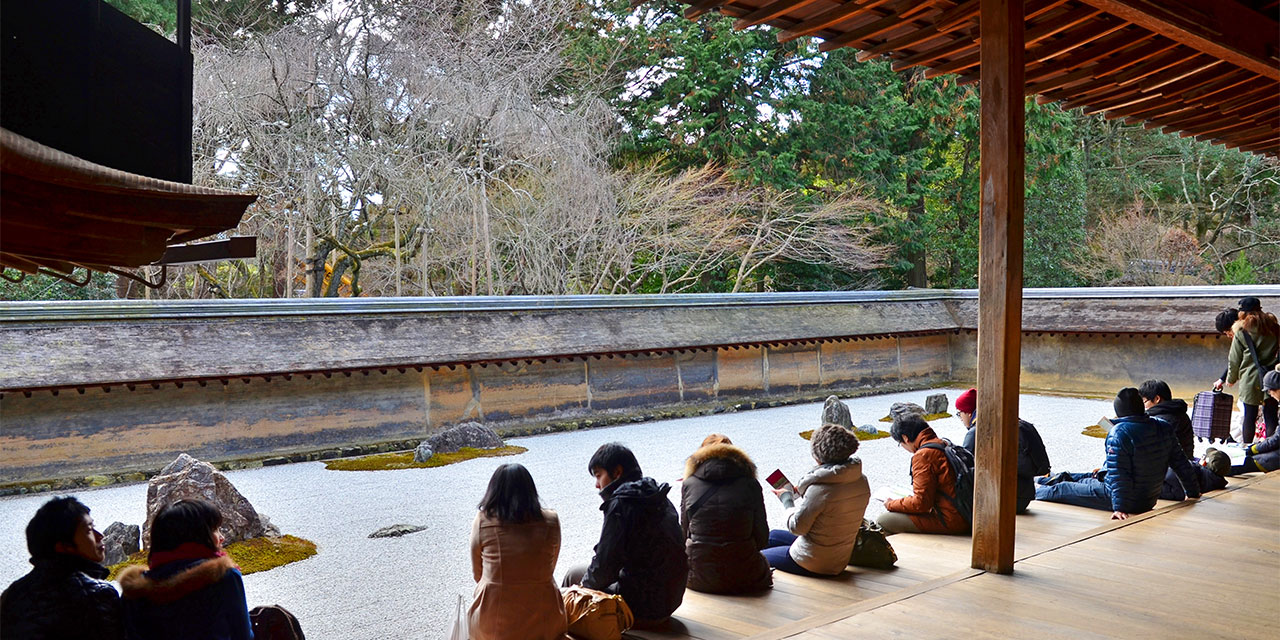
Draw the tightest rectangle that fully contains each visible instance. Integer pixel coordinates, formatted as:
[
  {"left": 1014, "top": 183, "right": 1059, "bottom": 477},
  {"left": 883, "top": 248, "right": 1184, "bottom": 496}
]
[
  {"left": 675, "top": 0, "right": 1280, "bottom": 157},
  {"left": 0, "top": 128, "right": 257, "bottom": 276}
]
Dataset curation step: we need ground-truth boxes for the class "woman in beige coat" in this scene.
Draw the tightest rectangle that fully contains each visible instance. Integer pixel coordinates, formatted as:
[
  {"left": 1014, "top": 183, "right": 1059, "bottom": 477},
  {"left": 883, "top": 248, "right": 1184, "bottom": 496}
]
[{"left": 469, "top": 464, "right": 568, "bottom": 640}]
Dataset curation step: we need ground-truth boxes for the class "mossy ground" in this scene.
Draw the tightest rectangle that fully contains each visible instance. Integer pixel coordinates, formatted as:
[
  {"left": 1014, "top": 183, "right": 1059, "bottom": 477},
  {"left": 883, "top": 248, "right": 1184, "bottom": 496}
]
[
  {"left": 1081, "top": 425, "right": 1108, "bottom": 438},
  {"left": 323, "top": 445, "right": 527, "bottom": 471},
  {"left": 106, "top": 535, "right": 318, "bottom": 580},
  {"left": 799, "top": 429, "right": 891, "bottom": 442},
  {"left": 878, "top": 412, "right": 951, "bottom": 423}
]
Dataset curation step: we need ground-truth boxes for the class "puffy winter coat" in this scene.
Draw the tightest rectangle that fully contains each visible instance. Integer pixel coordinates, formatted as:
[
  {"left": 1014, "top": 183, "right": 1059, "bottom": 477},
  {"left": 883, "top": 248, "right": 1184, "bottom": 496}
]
[
  {"left": 1105, "top": 415, "right": 1201, "bottom": 514},
  {"left": 118, "top": 555, "right": 252, "bottom": 640},
  {"left": 962, "top": 418, "right": 1051, "bottom": 513},
  {"left": 886, "top": 427, "right": 968, "bottom": 534},
  {"left": 0, "top": 554, "right": 123, "bottom": 640},
  {"left": 681, "top": 443, "right": 771, "bottom": 594},
  {"left": 583, "top": 473, "right": 688, "bottom": 622},
  {"left": 1146, "top": 399, "right": 1194, "bottom": 459},
  {"left": 1227, "top": 320, "right": 1279, "bottom": 406},
  {"left": 784, "top": 457, "right": 871, "bottom": 575},
  {"left": 469, "top": 509, "right": 568, "bottom": 640}
]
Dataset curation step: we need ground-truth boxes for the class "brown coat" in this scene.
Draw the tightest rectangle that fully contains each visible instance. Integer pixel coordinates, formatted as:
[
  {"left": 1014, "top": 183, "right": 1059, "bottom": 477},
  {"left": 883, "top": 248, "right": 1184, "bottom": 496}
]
[
  {"left": 681, "top": 443, "right": 771, "bottom": 594},
  {"left": 884, "top": 427, "right": 968, "bottom": 534},
  {"left": 468, "top": 509, "right": 568, "bottom": 640}
]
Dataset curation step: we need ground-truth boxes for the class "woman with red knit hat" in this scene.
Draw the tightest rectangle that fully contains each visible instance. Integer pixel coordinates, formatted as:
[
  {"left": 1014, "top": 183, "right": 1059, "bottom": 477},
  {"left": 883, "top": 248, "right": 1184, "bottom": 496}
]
[{"left": 955, "top": 388, "right": 1051, "bottom": 513}]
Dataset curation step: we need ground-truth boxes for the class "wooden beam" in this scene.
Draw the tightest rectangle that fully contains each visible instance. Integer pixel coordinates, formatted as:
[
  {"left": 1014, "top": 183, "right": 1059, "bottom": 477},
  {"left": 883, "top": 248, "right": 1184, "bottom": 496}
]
[
  {"left": 158, "top": 237, "right": 258, "bottom": 265},
  {"left": 685, "top": 0, "right": 726, "bottom": 20},
  {"left": 777, "top": 0, "right": 904, "bottom": 43},
  {"left": 1075, "top": 0, "right": 1280, "bottom": 80},
  {"left": 923, "top": 1, "right": 1089, "bottom": 77},
  {"left": 733, "top": 0, "right": 827, "bottom": 30},
  {"left": 973, "top": 0, "right": 1023, "bottom": 576}
]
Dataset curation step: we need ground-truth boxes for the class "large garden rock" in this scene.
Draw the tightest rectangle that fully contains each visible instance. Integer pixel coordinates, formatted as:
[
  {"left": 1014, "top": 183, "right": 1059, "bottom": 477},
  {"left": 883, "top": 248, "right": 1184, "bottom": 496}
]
[
  {"left": 427, "top": 422, "right": 503, "bottom": 454},
  {"left": 413, "top": 442, "right": 434, "bottom": 463},
  {"left": 143, "top": 454, "right": 278, "bottom": 549},
  {"left": 369, "top": 524, "right": 427, "bottom": 538},
  {"left": 821, "top": 396, "right": 853, "bottom": 429},
  {"left": 888, "top": 402, "right": 926, "bottom": 423},
  {"left": 101, "top": 522, "right": 140, "bottom": 566},
  {"left": 925, "top": 393, "right": 949, "bottom": 415}
]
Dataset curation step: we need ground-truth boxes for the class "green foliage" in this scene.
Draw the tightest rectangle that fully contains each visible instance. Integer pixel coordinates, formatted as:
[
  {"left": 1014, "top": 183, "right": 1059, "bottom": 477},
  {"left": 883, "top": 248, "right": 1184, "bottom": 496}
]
[
  {"left": 1222, "top": 253, "right": 1257, "bottom": 285},
  {"left": 0, "top": 271, "right": 117, "bottom": 301}
]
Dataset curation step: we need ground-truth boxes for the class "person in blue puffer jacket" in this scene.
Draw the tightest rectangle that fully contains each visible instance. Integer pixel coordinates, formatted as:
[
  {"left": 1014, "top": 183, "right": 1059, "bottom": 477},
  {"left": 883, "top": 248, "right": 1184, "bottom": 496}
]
[{"left": 1037, "top": 388, "right": 1201, "bottom": 520}]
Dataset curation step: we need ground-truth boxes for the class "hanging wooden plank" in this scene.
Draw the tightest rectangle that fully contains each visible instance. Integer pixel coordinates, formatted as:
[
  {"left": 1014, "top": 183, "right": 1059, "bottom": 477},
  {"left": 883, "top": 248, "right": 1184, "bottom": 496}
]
[{"left": 972, "top": 0, "right": 1024, "bottom": 576}]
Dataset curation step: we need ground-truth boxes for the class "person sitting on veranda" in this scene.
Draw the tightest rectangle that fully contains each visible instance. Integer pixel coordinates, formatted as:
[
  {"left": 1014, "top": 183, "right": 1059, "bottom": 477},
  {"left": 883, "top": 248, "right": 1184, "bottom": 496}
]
[
  {"left": 762, "top": 424, "right": 870, "bottom": 577},
  {"left": 1, "top": 496, "right": 123, "bottom": 640},
  {"left": 1036, "top": 388, "right": 1201, "bottom": 520},
  {"left": 1226, "top": 370, "right": 1280, "bottom": 475},
  {"left": 1139, "top": 379, "right": 1194, "bottom": 460},
  {"left": 877, "top": 415, "right": 969, "bottom": 534},
  {"left": 561, "top": 443, "right": 688, "bottom": 629},
  {"left": 681, "top": 434, "right": 771, "bottom": 593},
  {"left": 954, "top": 388, "right": 1051, "bottom": 514}
]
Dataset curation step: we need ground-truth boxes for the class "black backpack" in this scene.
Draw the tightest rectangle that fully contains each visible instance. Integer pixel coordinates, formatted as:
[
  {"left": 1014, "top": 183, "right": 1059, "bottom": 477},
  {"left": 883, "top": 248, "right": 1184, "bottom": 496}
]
[{"left": 920, "top": 440, "right": 975, "bottom": 528}]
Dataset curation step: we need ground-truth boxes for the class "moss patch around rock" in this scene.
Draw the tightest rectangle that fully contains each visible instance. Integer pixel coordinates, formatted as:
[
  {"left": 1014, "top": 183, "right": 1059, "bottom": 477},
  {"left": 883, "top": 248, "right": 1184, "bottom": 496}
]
[
  {"left": 1081, "top": 425, "right": 1108, "bottom": 439},
  {"left": 799, "top": 429, "right": 891, "bottom": 442},
  {"left": 323, "top": 445, "right": 528, "bottom": 471},
  {"left": 107, "top": 535, "right": 317, "bottom": 581},
  {"left": 879, "top": 412, "right": 951, "bottom": 423}
]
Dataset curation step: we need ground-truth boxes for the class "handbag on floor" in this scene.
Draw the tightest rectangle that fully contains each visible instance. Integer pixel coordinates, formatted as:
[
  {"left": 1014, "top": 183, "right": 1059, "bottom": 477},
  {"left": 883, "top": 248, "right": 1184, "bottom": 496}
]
[
  {"left": 562, "top": 586, "right": 633, "bottom": 640},
  {"left": 249, "top": 605, "right": 305, "bottom": 640},
  {"left": 445, "top": 593, "right": 470, "bottom": 640},
  {"left": 849, "top": 518, "right": 897, "bottom": 569}
]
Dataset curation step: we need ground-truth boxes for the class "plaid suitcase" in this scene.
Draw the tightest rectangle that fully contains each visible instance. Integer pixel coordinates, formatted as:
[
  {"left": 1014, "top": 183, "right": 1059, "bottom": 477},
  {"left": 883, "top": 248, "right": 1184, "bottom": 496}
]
[{"left": 1191, "top": 390, "right": 1233, "bottom": 442}]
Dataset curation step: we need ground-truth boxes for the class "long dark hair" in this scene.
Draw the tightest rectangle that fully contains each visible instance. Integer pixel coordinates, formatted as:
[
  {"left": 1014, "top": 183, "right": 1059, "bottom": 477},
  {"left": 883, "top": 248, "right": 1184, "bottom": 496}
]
[
  {"left": 479, "top": 464, "right": 544, "bottom": 524},
  {"left": 150, "top": 499, "right": 223, "bottom": 552}
]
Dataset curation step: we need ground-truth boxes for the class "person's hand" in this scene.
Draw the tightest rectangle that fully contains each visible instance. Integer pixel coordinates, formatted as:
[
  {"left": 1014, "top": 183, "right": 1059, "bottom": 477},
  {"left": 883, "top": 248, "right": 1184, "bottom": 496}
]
[
  {"left": 1213, "top": 378, "right": 1224, "bottom": 392},
  {"left": 771, "top": 487, "right": 788, "bottom": 498},
  {"left": 1110, "top": 511, "right": 1129, "bottom": 521}
]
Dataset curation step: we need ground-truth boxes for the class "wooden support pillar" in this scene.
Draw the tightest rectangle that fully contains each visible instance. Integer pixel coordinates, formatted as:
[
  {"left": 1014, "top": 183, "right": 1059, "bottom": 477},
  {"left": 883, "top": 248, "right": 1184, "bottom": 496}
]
[{"left": 972, "top": 0, "right": 1024, "bottom": 575}]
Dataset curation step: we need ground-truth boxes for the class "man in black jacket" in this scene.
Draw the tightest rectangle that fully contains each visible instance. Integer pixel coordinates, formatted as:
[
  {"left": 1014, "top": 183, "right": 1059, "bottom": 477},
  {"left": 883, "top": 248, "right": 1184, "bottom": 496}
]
[
  {"left": 1, "top": 496, "right": 123, "bottom": 639},
  {"left": 562, "top": 442, "right": 688, "bottom": 628},
  {"left": 1140, "top": 379, "right": 1195, "bottom": 459}
]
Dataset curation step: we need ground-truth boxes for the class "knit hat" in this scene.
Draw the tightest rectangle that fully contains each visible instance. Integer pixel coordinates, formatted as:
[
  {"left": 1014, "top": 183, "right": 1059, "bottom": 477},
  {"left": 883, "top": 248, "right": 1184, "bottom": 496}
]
[
  {"left": 1114, "top": 387, "right": 1144, "bottom": 418},
  {"left": 811, "top": 423, "right": 859, "bottom": 464},
  {"left": 1238, "top": 297, "right": 1261, "bottom": 313},
  {"left": 1202, "top": 448, "right": 1230, "bottom": 477},
  {"left": 955, "top": 388, "right": 977, "bottom": 414},
  {"left": 1263, "top": 370, "right": 1280, "bottom": 391}
]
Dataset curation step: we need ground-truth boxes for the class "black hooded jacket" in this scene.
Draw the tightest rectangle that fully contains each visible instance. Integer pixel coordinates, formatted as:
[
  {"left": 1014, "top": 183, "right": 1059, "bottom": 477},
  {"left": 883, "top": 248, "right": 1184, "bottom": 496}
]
[
  {"left": 0, "top": 554, "right": 123, "bottom": 640},
  {"left": 582, "top": 472, "right": 689, "bottom": 622},
  {"left": 1146, "top": 399, "right": 1194, "bottom": 459}
]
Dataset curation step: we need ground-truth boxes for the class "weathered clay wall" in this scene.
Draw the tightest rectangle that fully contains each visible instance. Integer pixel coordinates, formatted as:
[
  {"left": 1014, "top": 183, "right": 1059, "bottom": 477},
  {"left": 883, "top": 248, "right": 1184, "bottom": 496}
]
[
  {"left": 3, "top": 286, "right": 1276, "bottom": 484},
  {"left": 0, "top": 336, "right": 953, "bottom": 482}
]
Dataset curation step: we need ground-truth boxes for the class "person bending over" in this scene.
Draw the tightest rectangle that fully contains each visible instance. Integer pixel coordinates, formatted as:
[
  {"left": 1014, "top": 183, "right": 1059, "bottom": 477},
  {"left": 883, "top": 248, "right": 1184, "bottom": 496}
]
[
  {"left": 1, "top": 496, "right": 123, "bottom": 640},
  {"left": 763, "top": 424, "right": 870, "bottom": 577},
  {"left": 1214, "top": 297, "right": 1279, "bottom": 443},
  {"left": 119, "top": 499, "right": 252, "bottom": 640},
  {"left": 955, "top": 388, "right": 1051, "bottom": 514},
  {"left": 877, "top": 415, "right": 969, "bottom": 534},
  {"left": 562, "top": 443, "right": 687, "bottom": 629},
  {"left": 1139, "top": 379, "right": 1194, "bottom": 459},
  {"left": 1036, "top": 388, "right": 1200, "bottom": 519},
  {"left": 681, "top": 434, "right": 771, "bottom": 593},
  {"left": 469, "top": 463, "right": 566, "bottom": 640}
]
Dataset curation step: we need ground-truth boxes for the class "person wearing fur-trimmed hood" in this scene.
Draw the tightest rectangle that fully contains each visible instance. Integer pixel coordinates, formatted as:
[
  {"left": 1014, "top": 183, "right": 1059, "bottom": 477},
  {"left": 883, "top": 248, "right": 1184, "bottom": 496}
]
[
  {"left": 118, "top": 499, "right": 252, "bottom": 640},
  {"left": 681, "top": 434, "right": 772, "bottom": 594}
]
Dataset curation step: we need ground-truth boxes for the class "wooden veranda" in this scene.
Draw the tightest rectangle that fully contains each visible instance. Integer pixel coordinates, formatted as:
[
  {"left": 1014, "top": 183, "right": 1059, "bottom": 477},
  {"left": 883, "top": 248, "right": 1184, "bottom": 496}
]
[
  {"left": 651, "top": 0, "right": 1280, "bottom": 574},
  {"left": 628, "top": 471, "right": 1279, "bottom": 639}
]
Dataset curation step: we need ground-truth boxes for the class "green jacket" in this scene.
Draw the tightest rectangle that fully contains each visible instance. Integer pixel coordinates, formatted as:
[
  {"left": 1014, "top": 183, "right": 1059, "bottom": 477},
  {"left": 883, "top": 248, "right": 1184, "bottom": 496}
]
[{"left": 1227, "top": 323, "right": 1278, "bottom": 406}]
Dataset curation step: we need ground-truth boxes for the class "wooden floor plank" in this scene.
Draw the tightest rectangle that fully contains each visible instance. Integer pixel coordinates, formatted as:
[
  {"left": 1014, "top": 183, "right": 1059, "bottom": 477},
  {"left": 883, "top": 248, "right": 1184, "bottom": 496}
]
[{"left": 634, "top": 472, "right": 1279, "bottom": 640}]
